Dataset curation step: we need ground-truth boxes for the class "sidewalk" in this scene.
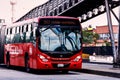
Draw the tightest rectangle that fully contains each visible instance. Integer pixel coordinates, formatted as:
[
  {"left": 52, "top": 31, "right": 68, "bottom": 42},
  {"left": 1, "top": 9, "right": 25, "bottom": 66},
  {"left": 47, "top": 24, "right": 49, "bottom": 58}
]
[{"left": 80, "top": 62, "right": 120, "bottom": 78}]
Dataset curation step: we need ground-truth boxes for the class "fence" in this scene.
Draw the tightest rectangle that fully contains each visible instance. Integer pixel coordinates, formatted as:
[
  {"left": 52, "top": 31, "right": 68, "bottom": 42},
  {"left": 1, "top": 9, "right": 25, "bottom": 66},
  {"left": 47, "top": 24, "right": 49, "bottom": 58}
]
[{"left": 83, "top": 46, "right": 114, "bottom": 56}]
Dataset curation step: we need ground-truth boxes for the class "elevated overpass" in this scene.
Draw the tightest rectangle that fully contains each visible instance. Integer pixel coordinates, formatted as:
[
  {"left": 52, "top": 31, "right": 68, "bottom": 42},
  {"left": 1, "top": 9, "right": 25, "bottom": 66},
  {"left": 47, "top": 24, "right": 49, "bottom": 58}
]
[
  {"left": 16, "top": 0, "right": 119, "bottom": 23},
  {"left": 16, "top": 0, "right": 120, "bottom": 67}
]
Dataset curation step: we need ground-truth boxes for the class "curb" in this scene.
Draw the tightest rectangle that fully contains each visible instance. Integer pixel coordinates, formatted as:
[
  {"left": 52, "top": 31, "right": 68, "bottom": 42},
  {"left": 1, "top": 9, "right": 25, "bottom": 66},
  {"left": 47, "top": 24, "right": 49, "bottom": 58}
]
[{"left": 79, "top": 68, "right": 120, "bottom": 78}]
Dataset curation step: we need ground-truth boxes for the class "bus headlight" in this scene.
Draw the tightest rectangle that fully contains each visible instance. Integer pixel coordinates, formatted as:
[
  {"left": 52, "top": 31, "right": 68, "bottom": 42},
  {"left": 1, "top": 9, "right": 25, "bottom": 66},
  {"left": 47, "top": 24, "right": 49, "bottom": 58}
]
[
  {"left": 73, "top": 55, "right": 81, "bottom": 62},
  {"left": 39, "top": 55, "right": 48, "bottom": 62}
]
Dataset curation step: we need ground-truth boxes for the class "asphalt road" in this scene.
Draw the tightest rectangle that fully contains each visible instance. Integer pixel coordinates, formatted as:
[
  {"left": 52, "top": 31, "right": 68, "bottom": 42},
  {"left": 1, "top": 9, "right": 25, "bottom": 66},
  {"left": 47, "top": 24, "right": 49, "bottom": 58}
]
[{"left": 0, "top": 65, "right": 119, "bottom": 80}]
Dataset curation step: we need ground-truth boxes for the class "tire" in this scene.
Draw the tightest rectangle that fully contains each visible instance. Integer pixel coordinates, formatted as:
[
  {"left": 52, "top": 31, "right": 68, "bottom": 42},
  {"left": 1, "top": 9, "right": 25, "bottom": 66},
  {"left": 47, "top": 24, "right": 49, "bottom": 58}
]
[
  {"left": 25, "top": 55, "right": 30, "bottom": 72},
  {"left": 61, "top": 70, "right": 69, "bottom": 73},
  {"left": 6, "top": 53, "right": 10, "bottom": 68}
]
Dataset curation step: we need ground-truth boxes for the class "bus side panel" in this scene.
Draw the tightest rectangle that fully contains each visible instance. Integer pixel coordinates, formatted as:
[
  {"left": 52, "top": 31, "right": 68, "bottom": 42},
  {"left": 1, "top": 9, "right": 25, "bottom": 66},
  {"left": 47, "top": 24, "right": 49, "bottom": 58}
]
[
  {"left": 9, "top": 44, "right": 24, "bottom": 66},
  {"left": 0, "top": 26, "right": 6, "bottom": 63},
  {"left": 28, "top": 43, "right": 37, "bottom": 69}
]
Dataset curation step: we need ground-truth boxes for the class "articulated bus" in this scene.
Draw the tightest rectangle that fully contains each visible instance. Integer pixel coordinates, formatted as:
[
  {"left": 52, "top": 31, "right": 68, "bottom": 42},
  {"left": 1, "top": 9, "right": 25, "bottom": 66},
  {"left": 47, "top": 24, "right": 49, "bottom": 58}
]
[{"left": 0, "top": 16, "right": 82, "bottom": 72}]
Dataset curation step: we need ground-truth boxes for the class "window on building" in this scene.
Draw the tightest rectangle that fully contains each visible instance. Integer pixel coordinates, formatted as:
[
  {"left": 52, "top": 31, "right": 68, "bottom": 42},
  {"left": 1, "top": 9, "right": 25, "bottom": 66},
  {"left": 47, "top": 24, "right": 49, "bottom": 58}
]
[{"left": 114, "top": 33, "right": 118, "bottom": 40}]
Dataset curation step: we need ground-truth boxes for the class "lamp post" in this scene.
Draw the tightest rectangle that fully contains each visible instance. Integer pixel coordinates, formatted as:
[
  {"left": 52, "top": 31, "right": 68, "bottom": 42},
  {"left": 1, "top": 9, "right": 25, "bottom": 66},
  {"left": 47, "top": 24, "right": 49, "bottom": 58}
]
[{"left": 10, "top": 0, "right": 16, "bottom": 23}]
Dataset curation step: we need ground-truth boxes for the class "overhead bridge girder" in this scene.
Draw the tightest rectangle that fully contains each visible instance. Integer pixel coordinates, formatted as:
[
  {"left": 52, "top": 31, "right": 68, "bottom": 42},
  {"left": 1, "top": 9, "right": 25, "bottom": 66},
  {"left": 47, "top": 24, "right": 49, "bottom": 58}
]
[{"left": 16, "top": 0, "right": 120, "bottom": 23}]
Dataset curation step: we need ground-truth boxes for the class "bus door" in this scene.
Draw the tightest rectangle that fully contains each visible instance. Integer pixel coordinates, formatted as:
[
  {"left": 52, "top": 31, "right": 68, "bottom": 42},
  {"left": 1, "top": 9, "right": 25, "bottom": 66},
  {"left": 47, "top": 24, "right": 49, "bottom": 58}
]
[{"left": 0, "top": 26, "right": 6, "bottom": 63}]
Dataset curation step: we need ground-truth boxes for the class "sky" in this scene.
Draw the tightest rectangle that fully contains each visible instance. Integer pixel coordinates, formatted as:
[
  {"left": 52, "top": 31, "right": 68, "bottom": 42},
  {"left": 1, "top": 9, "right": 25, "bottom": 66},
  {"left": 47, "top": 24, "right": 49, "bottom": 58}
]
[
  {"left": 0, "top": 0, "right": 119, "bottom": 28},
  {"left": 0, "top": 0, "right": 48, "bottom": 23}
]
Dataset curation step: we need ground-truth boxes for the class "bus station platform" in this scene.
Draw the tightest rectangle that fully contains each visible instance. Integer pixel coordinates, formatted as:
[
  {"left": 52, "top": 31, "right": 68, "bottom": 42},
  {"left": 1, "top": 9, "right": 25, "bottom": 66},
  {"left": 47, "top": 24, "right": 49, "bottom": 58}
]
[{"left": 80, "top": 62, "right": 120, "bottom": 78}]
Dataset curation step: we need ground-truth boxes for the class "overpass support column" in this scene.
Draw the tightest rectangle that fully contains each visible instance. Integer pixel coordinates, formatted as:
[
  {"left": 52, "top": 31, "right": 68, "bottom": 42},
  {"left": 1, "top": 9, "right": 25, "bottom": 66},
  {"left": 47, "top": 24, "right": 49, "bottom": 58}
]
[
  {"left": 105, "top": 0, "right": 118, "bottom": 67},
  {"left": 117, "top": 0, "right": 120, "bottom": 67}
]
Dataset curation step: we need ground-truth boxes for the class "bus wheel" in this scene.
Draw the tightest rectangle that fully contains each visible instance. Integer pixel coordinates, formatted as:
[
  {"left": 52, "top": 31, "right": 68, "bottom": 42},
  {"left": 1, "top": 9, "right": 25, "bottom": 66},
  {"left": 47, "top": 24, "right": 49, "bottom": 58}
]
[
  {"left": 6, "top": 53, "right": 10, "bottom": 68},
  {"left": 25, "top": 55, "right": 30, "bottom": 72},
  {"left": 61, "top": 70, "right": 69, "bottom": 74}
]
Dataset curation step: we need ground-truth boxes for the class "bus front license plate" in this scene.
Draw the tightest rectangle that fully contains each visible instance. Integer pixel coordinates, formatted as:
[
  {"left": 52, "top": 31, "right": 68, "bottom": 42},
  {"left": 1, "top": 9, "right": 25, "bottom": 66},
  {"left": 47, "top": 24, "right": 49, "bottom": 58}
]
[{"left": 57, "top": 64, "right": 64, "bottom": 67}]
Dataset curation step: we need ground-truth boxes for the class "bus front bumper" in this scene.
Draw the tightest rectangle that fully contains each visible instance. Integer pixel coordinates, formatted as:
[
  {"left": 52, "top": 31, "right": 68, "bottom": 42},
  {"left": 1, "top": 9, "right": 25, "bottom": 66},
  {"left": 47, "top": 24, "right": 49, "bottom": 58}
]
[{"left": 36, "top": 59, "right": 82, "bottom": 70}]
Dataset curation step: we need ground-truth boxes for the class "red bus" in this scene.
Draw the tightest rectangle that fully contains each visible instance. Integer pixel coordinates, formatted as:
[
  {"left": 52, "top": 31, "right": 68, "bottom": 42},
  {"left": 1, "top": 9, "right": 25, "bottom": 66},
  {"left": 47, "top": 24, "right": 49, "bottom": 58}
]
[{"left": 0, "top": 16, "right": 82, "bottom": 72}]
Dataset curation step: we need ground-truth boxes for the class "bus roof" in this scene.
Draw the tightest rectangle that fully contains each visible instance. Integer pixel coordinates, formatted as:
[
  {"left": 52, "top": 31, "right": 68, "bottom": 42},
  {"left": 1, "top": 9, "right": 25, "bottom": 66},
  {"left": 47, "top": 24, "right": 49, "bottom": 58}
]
[
  {"left": 38, "top": 16, "right": 79, "bottom": 20},
  {"left": 7, "top": 16, "right": 79, "bottom": 28}
]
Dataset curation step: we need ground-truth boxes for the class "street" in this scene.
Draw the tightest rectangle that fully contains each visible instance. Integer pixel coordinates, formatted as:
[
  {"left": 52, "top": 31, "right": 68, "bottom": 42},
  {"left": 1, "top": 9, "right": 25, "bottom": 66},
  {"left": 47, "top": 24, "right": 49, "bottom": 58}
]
[{"left": 0, "top": 66, "right": 119, "bottom": 80}]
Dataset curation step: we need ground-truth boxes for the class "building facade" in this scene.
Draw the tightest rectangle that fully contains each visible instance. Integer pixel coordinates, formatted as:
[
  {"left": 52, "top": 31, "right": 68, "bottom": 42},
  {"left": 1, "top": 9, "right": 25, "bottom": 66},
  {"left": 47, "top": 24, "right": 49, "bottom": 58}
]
[{"left": 93, "top": 25, "right": 118, "bottom": 46}]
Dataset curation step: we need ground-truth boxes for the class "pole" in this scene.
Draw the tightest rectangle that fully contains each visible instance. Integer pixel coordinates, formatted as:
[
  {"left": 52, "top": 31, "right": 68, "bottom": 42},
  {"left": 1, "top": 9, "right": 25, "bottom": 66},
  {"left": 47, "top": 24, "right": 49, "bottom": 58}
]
[
  {"left": 117, "top": 0, "right": 120, "bottom": 67},
  {"left": 11, "top": 4, "right": 14, "bottom": 23},
  {"left": 105, "top": 0, "right": 118, "bottom": 66},
  {"left": 10, "top": 0, "right": 16, "bottom": 23}
]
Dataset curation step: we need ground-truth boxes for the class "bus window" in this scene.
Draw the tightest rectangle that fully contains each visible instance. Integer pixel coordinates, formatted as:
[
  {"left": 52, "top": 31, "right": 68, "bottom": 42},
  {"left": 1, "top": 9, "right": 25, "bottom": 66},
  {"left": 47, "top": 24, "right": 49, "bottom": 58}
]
[
  {"left": 26, "top": 25, "right": 28, "bottom": 32},
  {"left": 26, "top": 32, "right": 30, "bottom": 42},
  {"left": 30, "top": 27, "right": 37, "bottom": 43},
  {"left": 22, "top": 26, "right": 24, "bottom": 33},
  {"left": 13, "top": 33, "right": 21, "bottom": 43},
  {"left": 15, "top": 27, "right": 17, "bottom": 33},
  {"left": 28, "top": 24, "right": 32, "bottom": 32},
  {"left": 10, "top": 28, "right": 12, "bottom": 34},
  {"left": 19, "top": 26, "right": 21, "bottom": 33},
  {"left": 12, "top": 27, "right": 16, "bottom": 34},
  {"left": 6, "top": 28, "right": 11, "bottom": 44},
  {"left": 6, "top": 29, "right": 9, "bottom": 35},
  {"left": 11, "top": 27, "right": 15, "bottom": 43},
  {"left": 26, "top": 24, "right": 32, "bottom": 42},
  {"left": 16, "top": 27, "right": 19, "bottom": 33},
  {"left": 23, "top": 25, "right": 27, "bottom": 32}
]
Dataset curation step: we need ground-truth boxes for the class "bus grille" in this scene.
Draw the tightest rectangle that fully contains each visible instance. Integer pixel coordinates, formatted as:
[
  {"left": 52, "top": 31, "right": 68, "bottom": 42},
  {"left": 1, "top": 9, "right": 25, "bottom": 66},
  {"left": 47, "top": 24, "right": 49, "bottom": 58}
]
[{"left": 51, "top": 58, "right": 70, "bottom": 63}]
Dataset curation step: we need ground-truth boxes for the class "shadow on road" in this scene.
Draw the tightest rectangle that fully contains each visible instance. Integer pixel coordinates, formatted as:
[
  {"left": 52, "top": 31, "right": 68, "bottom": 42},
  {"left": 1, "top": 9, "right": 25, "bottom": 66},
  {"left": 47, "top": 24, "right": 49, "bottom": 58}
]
[{"left": 0, "top": 64, "right": 79, "bottom": 75}]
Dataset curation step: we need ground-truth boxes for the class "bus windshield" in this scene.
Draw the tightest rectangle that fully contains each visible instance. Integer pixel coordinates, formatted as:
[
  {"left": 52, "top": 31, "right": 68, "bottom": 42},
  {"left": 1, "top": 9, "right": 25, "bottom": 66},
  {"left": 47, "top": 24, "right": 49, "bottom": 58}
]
[{"left": 38, "top": 19, "right": 82, "bottom": 52}]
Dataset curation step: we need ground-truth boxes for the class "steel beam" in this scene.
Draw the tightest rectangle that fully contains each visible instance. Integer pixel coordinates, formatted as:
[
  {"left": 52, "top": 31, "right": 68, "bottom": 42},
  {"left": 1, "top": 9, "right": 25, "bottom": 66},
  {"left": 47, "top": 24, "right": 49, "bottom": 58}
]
[
  {"left": 117, "top": 0, "right": 120, "bottom": 67},
  {"left": 16, "top": 0, "right": 120, "bottom": 22},
  {"left": 105, "top": 0, "right": 119, "bottom": 67}
]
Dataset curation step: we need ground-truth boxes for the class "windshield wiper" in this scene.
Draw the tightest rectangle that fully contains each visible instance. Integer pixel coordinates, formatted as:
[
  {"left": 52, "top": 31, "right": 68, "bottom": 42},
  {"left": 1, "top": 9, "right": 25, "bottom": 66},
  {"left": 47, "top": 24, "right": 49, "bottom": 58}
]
[{"left": 66, "top": 36, "right": 79, "bottom": 51}]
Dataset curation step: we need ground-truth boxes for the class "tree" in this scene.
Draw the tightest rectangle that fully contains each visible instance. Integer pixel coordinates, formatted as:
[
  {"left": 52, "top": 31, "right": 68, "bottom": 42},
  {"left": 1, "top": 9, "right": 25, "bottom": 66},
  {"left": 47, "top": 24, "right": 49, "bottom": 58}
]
[
  {"left": 104, "top": 40, "right": 111, "bottom": 46},
  {"left": 93, "top": 32, "right": 99, "bottom": 45},
  {"left": 82, "top": 31, "right": 93, "bottom": 44},
  {"left": 82, "top": 30, "right": 99, "bottom": 46}
]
